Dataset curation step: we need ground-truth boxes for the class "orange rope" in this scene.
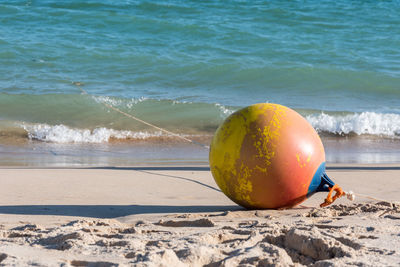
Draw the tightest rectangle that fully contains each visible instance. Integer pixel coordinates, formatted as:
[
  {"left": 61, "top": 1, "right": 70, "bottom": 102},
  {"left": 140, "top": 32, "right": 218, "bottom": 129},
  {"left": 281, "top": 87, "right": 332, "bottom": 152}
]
[{"left": 320, "top": 184, "right": 346, "bottom": 207}]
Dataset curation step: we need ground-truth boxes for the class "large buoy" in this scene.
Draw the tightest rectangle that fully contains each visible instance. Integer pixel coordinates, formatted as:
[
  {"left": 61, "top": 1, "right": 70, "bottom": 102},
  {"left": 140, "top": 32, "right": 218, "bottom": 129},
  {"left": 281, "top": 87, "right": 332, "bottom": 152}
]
[{"left": 209, "top": 103, "right": 345, "bottom": 209}]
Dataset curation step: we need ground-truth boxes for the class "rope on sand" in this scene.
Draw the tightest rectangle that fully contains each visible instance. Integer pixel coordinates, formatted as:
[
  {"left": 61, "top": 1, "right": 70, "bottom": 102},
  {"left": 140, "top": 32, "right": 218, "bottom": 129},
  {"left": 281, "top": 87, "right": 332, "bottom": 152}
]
[{"left": 73, "top": 82, "right": 210, "bottom": 150}]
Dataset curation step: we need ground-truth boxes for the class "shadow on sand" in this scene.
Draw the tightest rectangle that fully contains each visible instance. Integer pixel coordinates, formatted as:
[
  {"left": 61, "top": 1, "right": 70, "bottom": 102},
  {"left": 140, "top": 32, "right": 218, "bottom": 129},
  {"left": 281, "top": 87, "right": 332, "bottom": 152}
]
[{"left": 0, "top": 204, "right": 242, "bottom": 219}]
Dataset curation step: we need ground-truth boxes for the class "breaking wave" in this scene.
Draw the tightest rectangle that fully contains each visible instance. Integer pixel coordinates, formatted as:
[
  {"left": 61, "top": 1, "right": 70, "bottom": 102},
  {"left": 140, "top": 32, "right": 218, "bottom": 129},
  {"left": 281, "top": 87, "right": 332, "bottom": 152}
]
[
  {"left": 22, "top": 124, "right": 165, "bottom": 144},
  {"left": 306, "top": 112, "right": 400, "bottom": 137}
]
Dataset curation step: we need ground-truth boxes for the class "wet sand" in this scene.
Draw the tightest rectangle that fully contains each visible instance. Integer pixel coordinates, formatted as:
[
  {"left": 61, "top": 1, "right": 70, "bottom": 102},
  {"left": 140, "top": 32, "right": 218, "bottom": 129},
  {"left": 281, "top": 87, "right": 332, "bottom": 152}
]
[{"left": 2, "top": 135, "right": 400, "bottom": 167}]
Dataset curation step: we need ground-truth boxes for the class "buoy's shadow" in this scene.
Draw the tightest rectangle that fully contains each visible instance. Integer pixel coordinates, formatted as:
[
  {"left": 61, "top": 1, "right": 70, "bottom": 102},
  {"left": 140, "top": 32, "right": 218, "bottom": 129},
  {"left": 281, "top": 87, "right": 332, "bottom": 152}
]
[{"left": 0, "top": 204, "right": 241, "bottom": 219}]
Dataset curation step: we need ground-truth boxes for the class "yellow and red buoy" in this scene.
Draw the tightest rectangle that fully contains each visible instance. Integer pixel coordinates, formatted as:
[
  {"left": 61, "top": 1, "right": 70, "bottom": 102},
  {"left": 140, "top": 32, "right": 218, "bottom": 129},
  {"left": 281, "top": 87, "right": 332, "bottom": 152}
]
[{"left": 209, "top": 103, "right": 344, "bottom": 209}]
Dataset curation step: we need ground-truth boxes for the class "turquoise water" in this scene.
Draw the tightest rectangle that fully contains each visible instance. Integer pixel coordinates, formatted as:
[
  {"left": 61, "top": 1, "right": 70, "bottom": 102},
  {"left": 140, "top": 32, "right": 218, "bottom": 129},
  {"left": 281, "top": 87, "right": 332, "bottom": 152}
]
[{"left": 1, "top": 0, "right": 400, "bottom": 164}]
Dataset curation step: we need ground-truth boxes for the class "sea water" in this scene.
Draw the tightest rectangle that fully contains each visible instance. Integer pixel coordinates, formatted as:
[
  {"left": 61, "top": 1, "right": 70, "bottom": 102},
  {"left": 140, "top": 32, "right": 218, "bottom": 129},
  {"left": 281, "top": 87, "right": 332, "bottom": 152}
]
[{"left": 1, "top": 0, "right": 400, "bottom": 166}]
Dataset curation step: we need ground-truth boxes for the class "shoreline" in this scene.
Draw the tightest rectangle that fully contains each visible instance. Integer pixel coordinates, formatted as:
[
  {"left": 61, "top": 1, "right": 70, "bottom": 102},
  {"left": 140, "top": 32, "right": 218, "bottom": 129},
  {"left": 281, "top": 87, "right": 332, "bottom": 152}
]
[{"left": 2, "top": 135, "right": 400, "bottom": 167}]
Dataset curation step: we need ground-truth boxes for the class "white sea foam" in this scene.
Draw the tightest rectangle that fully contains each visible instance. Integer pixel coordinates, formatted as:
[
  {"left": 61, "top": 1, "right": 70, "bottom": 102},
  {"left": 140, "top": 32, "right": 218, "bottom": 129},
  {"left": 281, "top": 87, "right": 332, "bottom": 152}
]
[
  {"left": 215, "top": 103, "right": 235, "bottom": 118},
  {"left": 22, "top": 124, "right": 164, "bottom": 143},
  {"left": 20, "top": 111, "right": 400, "bottom": 144},
  {"left": 306, "top": 112, "right": 400, "bottom": 137},
  {"left": 92, "top": 95, "right": 148, "bottom": 109},
  {"left": 172, "top": 100, "right": 192, "bottom": 105}
]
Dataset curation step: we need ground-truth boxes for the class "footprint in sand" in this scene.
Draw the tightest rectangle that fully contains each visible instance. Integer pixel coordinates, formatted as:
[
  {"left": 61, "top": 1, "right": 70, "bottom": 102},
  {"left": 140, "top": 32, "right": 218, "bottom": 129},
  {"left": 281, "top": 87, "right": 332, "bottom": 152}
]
[
  {"left": 0, "top": 253, "right": 7, "bottom": 263},
  {"left": 118, "top": 226, "right": 136, "bottom": 234},
  {"left": 261, "top": 227, "right": 361, "bottom": 265},
  {"left": 11, "top": 224, "right": 41, "bottom": 232},
  {"left": 95, "top": 240, "right": 129, "bottom": 247},
  {"left": 37, "top": 232, "right": 82, "bottom": 251}
]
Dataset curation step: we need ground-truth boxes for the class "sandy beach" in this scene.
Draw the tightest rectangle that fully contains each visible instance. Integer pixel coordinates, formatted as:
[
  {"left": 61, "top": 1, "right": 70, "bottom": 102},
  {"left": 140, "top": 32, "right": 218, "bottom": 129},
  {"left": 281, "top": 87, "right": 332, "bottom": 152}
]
[
  {"left": 0, "top": 165, "right": 399, "bottom": 266},
  {"left": 3, "top": 0, "right": 400, "bottom": 266}
]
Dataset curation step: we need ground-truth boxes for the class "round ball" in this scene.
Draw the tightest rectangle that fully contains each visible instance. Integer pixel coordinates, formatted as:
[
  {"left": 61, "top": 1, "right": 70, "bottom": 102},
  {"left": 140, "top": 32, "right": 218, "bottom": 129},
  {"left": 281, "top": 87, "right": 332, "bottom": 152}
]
[{"left": 209, "top": 103, "right": 325, "bottom": 209}]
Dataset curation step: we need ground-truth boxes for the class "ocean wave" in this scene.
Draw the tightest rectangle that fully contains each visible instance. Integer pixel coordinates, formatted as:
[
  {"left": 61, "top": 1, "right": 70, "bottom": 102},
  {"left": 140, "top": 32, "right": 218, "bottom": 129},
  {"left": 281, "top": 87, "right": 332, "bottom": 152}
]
[
  {"left": 306, "top": 112, "right": 400, "bottom": 137},
  {"left": 0, "top": 93, "right": 230, "bottom": 132},
  {"left": 215, "top": 103, "right": 235, "bottom": 118},
  {"left": 22, "top": 124, "right": 165, "bottom": 144},
  {"left": 92, "top": 95, "right": 148, "bottom": 109}
]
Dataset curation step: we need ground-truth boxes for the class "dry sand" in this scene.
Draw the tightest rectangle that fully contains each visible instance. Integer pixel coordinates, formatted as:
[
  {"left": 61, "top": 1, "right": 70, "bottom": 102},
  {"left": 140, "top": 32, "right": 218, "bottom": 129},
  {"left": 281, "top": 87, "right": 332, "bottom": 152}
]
[{"left": 0, "top": 166, "right": 399, "bottom": 266}]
